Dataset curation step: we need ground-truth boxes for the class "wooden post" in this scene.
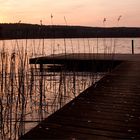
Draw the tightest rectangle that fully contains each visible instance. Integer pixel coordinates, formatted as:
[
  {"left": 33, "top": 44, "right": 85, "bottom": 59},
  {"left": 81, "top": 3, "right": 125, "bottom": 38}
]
[{"left": 132, "top": 40, "right": 134, "bottom": 54}]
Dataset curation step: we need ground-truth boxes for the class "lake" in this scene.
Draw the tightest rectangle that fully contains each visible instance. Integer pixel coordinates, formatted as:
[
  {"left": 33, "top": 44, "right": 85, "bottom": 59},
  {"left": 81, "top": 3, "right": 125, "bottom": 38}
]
[
  {"left": 0, "top": 38, "right": 140, "bottom": 139},
  {"left": 1, "top": 38, "right": 140, "bottom": 56}
]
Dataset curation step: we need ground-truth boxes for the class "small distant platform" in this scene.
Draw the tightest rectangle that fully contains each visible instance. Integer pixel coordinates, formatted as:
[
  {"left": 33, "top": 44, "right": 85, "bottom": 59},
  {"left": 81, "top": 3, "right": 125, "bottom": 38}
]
[{"left": 30, "top": 53, "right": 140, "bottom": 64}]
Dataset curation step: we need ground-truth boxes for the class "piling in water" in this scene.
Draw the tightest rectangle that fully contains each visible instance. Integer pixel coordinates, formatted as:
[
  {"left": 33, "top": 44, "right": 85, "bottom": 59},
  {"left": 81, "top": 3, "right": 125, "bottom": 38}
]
[{"left": 132, "top": 40, "right": 134, "bottom": 54}]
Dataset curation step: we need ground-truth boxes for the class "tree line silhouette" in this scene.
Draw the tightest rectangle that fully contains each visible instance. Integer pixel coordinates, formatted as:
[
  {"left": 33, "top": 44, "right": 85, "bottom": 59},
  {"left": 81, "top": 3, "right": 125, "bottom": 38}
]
[{"left": 0, "top": 23, "right": 140, "bottom": 39}]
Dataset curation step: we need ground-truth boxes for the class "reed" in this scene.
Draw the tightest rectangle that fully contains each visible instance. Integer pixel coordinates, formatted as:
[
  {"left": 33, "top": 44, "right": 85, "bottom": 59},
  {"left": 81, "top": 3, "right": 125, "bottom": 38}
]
[{"left": 0, "top": 36, "right": 109, "bottom": 140}]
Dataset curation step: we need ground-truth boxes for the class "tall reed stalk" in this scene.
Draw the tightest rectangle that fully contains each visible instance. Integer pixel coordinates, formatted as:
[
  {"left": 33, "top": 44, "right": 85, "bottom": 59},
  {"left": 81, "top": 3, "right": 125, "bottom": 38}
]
[{"left": 0, "top": 37, "right": 105, "bottom": 140}]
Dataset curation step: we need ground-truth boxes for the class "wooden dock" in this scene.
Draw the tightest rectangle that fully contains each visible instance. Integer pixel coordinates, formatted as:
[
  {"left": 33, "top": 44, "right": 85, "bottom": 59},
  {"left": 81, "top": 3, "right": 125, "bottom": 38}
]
[
  {"left": 29, "top": 53, "right": 140, "bottom": 72},
  {"left": 20, "top": 60, "right": 140, "bottom": 139},
  {"left": 30, "top": 53, "right": 140, "bottom": 64}
]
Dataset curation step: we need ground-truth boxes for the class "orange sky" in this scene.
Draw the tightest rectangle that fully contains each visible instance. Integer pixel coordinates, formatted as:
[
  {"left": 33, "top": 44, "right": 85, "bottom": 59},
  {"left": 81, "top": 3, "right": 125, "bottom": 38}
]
[{"left": 0, "top": 0, "right": 140, "bottom": 27}]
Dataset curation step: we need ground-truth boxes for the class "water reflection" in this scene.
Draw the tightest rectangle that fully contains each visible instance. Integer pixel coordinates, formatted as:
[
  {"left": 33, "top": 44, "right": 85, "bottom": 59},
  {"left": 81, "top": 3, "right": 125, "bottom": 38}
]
[{"left": 1, "top": 38, "right": 140, "bottom": 56}]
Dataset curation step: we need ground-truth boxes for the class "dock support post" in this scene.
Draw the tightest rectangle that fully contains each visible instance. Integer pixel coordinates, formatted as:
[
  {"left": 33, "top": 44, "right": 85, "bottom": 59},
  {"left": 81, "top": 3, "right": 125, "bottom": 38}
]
[{"left": 132, "top": 40, "right": 134, "bottom": 54}]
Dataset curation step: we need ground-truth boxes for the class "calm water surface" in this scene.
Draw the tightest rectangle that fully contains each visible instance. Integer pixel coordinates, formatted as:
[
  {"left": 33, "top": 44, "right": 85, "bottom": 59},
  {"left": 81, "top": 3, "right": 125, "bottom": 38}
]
[{"left": 1, "top": 38, "right": 140, "bottom": 55}]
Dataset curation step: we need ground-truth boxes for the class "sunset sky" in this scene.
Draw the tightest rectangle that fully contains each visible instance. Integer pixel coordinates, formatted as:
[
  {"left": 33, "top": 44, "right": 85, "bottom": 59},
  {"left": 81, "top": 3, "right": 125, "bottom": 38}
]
[{"left": 0, "top": 0, "right": 140, "bottom": 27}]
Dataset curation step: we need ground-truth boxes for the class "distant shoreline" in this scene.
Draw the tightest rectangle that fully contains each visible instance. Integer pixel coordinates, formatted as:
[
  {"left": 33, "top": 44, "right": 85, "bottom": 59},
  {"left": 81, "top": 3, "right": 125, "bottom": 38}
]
[{"left": 0, "top": 23, "right": 140, "bottom": 39}]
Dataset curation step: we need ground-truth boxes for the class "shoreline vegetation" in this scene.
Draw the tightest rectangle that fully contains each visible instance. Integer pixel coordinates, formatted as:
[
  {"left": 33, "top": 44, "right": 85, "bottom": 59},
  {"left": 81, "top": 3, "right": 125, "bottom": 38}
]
[
  {"left": 0, "top": 32, "right": 101, "bottom": 139},
  {"left": 0, "top": 23, "right": 140, "bottom": 39}
]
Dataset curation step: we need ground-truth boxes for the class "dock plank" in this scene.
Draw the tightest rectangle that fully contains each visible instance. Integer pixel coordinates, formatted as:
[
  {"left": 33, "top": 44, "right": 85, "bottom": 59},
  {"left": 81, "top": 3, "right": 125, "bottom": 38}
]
[{"left": 20, "top": 61, "right": 140, "bottom": 139}]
